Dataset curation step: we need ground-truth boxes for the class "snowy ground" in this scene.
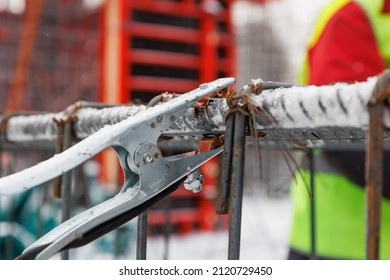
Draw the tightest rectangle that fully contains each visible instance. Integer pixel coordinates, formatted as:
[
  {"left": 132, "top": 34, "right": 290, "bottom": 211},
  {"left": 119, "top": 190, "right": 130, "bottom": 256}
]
[{"left": 146, "top": 194, "right": 292, "bottom": 260}]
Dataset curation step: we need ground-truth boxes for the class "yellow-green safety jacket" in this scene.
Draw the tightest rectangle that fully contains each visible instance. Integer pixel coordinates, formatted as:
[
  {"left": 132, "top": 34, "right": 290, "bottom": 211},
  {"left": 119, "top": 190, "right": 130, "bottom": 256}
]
[{"left": 290, "top": 0, "right": 390, "bottom": 259}]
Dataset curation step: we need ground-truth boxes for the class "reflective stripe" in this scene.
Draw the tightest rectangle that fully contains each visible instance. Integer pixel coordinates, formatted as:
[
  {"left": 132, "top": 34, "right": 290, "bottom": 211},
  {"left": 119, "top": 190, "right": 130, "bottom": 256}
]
[
  {"left": 297, "top": 0, "right": 351, "bottom": 84},
  {"left": 309, "top": 0, "right": 351, "bottom": 48},
  {"left": 297, "top": 56, "right": 309, "bottom": 85}
]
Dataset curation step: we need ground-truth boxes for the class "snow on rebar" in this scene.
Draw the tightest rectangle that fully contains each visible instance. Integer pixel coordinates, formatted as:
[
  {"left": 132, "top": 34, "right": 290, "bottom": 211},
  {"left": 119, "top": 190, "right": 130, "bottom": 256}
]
[
  {"left": 6, "top": 113, "right": 58, "bottom": 142},
  {"left": 251, "top": 77, "right": 378, "bottom": 129},
  {"left": 2, "top": 77, "right": 386, "bottom": 143},
  {"left": 75, "top": 105, "right": 146, "bottom": 139}
]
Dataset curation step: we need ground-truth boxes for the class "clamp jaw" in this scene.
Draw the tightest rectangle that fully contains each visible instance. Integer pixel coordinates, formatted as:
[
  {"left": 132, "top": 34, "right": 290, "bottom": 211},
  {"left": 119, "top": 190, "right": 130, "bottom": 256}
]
[{"left": 0, "top": 78, "right": 235, "bottom": 259}]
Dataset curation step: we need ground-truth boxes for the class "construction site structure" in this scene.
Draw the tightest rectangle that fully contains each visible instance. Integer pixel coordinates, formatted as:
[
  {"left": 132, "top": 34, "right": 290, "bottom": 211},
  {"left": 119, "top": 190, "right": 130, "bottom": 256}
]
[
  {"left": 100, "top": 0, "right": 235, "bottom": 104},
  {"left": 99, "top": 0, "right": 235, "bottom": 235}
]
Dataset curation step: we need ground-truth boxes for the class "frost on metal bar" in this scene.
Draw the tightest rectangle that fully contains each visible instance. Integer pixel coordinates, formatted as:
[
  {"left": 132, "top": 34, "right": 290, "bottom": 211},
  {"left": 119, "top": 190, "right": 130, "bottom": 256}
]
[
  {"left": 252, "top": 77, "right": 377, "bottom": 129},
  {"left": 5, "top": 106, "right": 147, "bottom": 142},
  {"left": 171, "top": 76, "right": 390, "bottom": 147},
  {"left": 246, "top": 77, "right": 390, "bottom": 148},
  {"left": 3, "top": 77, "right": 390, "bottom": 148},
  {"left": 75, "top": 105, "right": 146, "bottom": 139},
  {"left": 6, "top": 113, "right": 58, "bottom": 142}
]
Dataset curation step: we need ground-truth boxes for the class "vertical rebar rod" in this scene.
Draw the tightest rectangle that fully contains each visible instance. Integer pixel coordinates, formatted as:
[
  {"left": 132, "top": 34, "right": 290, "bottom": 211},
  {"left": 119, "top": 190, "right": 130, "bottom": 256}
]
[
  {"left": 6, "top": 200, "right": 15, "bottom": 259},
  {"left": 0, "top": 140, "right": 2, "bottom": 247},
  {"left": 136, "top": 211, "right": 148, "bottom": 260},
  {"left": 218, "top": 114, "right": 235, "bottom": 214},
  {"left": 228, "top": 113, "right": 246, "bottom": 260},
  {"left": 53, "top": 124, "right": 64, "bottom": 198},
  {"left": 0, "top": 138, "right": 2, "bottom": 175},
  {"left": 366, "top": 101, "right": 383, "bottom": 260},
  {"left": 365, "top": 71, "right": 390, "bottom": 260},
  {"left": 0, "top": 140, "right": 10, "bottom": 259},
  {"left": 309, "top": 149, "right": 317, "bottom": 260},
  {"left": 163, "top": 197, "right": 172, "bottom": 260},
  {"left": 0, "top": 142, "right": 2, "bottom": 258},
  {"left": 60, "top": 122, "right": 73, "bottom": 260}
]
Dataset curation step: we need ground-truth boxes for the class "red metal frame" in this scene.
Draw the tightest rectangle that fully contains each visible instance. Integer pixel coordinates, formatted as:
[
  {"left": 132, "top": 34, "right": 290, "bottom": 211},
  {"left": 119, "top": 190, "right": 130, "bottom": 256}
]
[
  {"left": 99, "top": 0, "right": 129, "bottom": 104},
  {"left": 129, "top": 77, "right": 198, "bottom": 94},
  {"left": 99, "top": 0, "right": 235, "bottom": 234}
]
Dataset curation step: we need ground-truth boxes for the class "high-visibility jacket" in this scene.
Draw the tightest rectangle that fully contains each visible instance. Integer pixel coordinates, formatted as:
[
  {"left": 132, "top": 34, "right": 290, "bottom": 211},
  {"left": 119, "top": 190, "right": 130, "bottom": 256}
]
[
  {"left": 290, "top": 0, "right": 390, "bottom": 259},
  {"left": 299, "top": 0, "right": 390, "bottom": 86}
]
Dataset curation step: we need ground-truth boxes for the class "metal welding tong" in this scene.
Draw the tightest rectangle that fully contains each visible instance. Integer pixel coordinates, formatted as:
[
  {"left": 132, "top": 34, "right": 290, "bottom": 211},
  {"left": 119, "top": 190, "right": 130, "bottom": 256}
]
[{"left": 0, "top": 77, "right": 235, "bottom": 259}]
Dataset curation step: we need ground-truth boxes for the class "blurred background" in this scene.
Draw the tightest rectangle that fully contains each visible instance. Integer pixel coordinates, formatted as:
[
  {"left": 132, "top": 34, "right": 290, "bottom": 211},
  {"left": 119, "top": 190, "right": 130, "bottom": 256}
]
[{"left": 0, "top": 0, "right": 330, "bottom": 259}]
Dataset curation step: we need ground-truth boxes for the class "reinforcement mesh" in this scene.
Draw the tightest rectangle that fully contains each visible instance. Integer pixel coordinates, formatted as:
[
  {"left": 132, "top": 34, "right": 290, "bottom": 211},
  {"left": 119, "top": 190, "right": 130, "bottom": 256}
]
[{"left": 0, "top": 0, "right": 100, "bottom": 114}]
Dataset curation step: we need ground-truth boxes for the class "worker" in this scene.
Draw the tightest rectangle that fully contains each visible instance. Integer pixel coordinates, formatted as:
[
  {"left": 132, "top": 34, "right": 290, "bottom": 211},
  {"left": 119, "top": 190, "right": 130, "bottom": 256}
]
[{"left": 289, "top": 0, "right": 390, "bottom": 259}]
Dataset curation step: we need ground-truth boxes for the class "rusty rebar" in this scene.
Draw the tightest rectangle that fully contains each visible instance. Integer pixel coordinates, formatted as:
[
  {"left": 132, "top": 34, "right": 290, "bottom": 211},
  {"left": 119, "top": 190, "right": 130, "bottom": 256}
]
[
  {"left": 365, "top": 70, "right": 390, "bottom": 260},
  {"left": 218, "top": 113, "right": 235, "bottom": 214},
  {"left": 60, "top": 122, "right": 74, "bottom": 260},
  {"left": 53, "top": 123, "right": 65, "bottom": 198},
  {"left": 136, "top": 211, "right": 148, "bottom": 260},
  {"left": 228, "top": 113, "right": 246, "bottom": 260}
]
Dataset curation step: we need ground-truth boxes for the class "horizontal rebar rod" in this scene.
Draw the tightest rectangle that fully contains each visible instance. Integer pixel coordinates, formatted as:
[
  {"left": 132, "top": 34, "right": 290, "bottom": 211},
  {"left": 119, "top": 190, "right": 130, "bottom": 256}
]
[{"left": 3, "top": 77, "right": 390, "bottom": 149}]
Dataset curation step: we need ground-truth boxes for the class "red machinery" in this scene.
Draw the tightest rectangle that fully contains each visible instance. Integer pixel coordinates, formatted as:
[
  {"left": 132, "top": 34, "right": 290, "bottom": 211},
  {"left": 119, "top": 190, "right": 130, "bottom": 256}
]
[
  {"left": 99, "top": 0, "right": 235, "bottom": 103},
  {"left": 99, "top": 0, "right": 235, "bottom": 234}
]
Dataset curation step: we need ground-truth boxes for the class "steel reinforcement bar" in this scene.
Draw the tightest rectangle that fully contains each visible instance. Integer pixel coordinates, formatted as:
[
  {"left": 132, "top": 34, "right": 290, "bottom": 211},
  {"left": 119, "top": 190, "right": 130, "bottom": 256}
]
[{"left": 1, "top": 76, "right": 390, "bottom": 149}]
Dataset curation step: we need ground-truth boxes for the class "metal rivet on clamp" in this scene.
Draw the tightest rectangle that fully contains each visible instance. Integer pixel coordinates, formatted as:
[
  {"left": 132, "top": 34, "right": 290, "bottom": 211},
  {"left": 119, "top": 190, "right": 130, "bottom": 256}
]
[{"left": 143, "top": 153, "right": 154, "bottom": 163}]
